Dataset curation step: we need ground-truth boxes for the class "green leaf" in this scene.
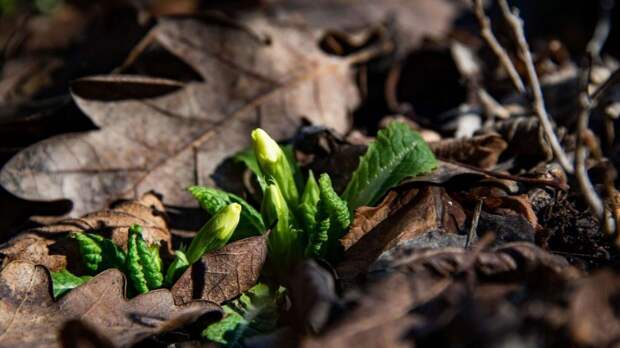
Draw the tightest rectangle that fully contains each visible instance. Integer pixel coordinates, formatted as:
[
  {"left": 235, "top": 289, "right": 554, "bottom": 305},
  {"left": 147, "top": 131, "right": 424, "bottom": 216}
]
[
  {"left": 136, "top": 233, "right": 163, "bottom": 290},
  {"left": 71, "top": 233, "right": 103, "bottom": 273},
  {"left": 298, "top": 171, "right": 320, "bottom": 238},
  {"left": 261, "top": 182, "right": 298, "bottom": 270},
  {"left": 305, "top": 215, "right": 329, "bottom": 258},
  {"left": 50, "top": 269, "right": 91, "bottom": 299},
  {"left": 234, "top": 148, "right": 267, "bottom": 191},
  {"left": 203, "top": 283, "right": 284, "bottom": 347},
  {"left": 342, "top": 122, "right": 437, "bottom": 210},
  {"left": 189, "top": 186, "right": 265, "bottom": 240},
  {"left": 86, "top": 233, "right": 126, "bottom": 271},
  {"left": 306, "top": 174, "right": 350, "bottom": 258},
  {"left": 318, "top": 173, "right": 351, "bottom": 233},
  {"left": 164, "top": 250, "right": 190, "bottom": 286},
  {"left": 71, "top": 232, "right": 126, "bottom": 274},
  {"left": 126, "top": 225, "right": 150, "bottom": 294},
  {"left": 282, "top": 144, "right": 304, "bottom": 196}
]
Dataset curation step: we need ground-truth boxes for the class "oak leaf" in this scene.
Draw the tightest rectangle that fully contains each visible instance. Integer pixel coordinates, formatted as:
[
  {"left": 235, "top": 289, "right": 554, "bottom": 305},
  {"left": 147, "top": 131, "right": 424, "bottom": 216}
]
[
  {"left": 171, "top": 233, "right": 269, "bottom": 305},
  {"left": 0, "top": 192, "right": 171, "bottom": 272},
  {"left": 0, "top": 261, "right": 222, "bottom": 348},
  {"left": 0, "top": 16, "right": 360, "bottom": 216}
]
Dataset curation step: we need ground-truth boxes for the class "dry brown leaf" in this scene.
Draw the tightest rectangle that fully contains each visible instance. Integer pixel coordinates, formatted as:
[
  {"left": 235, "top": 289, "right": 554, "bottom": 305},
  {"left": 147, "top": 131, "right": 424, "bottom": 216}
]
[
  {"left": 486, "top": 194, "right": 540, "bottom": 231},
  {"left": 429, "top": 133, "right": 508, "bottom": 169},
  {"left": 0, "top": 16, "right": 359, "bottom": 216},
  {"left": 337, "top": 186, "right": 466, "bottom": 280},
  {"left": 340, "top": 190, "right": 417, "bottom": 251},
  {"left": 171, "top": 233, "right": 268, "bottom": 305},
  {"left": 266, "top": 0, "right": 464, "bottom": 56},
  {"left": 59, "top": 320, "right": 116, "bottom": 348},
  {"left": 0, "top": 192, "right": 171, "bottom": 272},
  {"left": 306, "top": 242, "right": 578, "bottom": 348},
  {"left": 300, "top": 273, "right": 422, "bottom": 348},
  {"left": 286, "top": 260, "right": 339, "bottom": 333},
  {"left": 569, "top": 271, "right": 620, "bottom": 347},
  {"left": 0, "top": 261, "right": 222, "bottom": 348}
]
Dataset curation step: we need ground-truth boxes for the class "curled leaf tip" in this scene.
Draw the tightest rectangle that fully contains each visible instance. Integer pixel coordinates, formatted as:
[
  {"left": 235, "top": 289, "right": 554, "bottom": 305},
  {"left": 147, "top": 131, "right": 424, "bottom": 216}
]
[{"left": 129, "top": 224, "right": 143, "bottom": 234}]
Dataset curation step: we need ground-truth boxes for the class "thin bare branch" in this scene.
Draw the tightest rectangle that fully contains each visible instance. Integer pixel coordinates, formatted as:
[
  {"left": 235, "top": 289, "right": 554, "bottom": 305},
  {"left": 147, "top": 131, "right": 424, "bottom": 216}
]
[
  {"left": 472, "top": 0, "right": 526, "bottom": 94},
  {"left": 576, "top": 93, "right": 617, "bottom": 235},
  {"left": 576, "top": 95, "right": 605, "bottom": 219},
  {"left": 586, "top": 0, "right": 615, "bottom": 61},
  {"left": 591, "top": 67, "right": 620, "bottom": 103},
  {"left": 575, "top": 57, "right": 617, "bottom": 235},
  {"left": 466, "top": 199, "right": 483, "bottom": 248},
  {"left": 498, "top": 0, "right": 575, "bottom": 174}
]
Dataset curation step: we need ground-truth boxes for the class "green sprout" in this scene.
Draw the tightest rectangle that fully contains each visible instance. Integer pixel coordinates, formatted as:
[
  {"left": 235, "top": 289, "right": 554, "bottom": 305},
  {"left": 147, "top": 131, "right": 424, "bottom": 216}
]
[
  {"left": 165, "top": 203, "right": 241, "bottom": 285},
  {"left": 70, "top": 232, "right": 125, "bottom": 273},
  {"left": 126, "top": 224, "right": 163, "bottom": 294},
  {"left": 261, "top": 182, "right": 300, "bottom": 271},
  {"left": 251, "top": 128, "right": 299, "bottom": 208}
]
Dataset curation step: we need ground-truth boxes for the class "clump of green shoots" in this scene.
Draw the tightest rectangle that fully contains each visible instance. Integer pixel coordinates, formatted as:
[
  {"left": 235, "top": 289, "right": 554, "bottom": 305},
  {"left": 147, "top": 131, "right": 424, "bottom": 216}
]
[
  {"left": 53, "top": 121, "right": 437, "bottom": 297},
  {"left": 50, "top": 122, "right": 437, "bottom": 346},
  {"left": 54, "top": 202, "right": 241, "bottom": 296},
  {"left": 192, "top": 122, "right": 437, "bottom": 274}
]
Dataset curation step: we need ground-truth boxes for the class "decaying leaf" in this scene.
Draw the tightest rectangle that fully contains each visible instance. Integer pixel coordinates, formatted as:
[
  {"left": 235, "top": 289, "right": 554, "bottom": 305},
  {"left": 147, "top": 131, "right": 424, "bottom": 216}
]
[
  {"left": 340, "top": 190, "right": 416, "bottom": 251},
  {"left": 337, "top": 186, "right": 466, "bottom": 280},
  {"left": 59, "top": 320, "right": 115, "bottom": 348},
  {"left": 304, "top": 242, "right": 580, "bottom": 347},
  {"left": 171, "top": 233, "right": 268, "bottom": 305},
  {"left": 0, "top": 261, "right": 222, "bottom": 348},
  {"left": 287, "top": 260, "right": 340, "bottom": 333},
  {"left": 266, "top": 0, "right": 464, "bottom": 56},
  {"left": 0, "top": 192, "right": 171, "bottom": 272},
  {"left": 0, "top": 16, "right": 360, "bottom": 216},
  {"left": 300, "top": 273, "right": 421, "bottom": 348},
  {"left": 569, "top": 271, "right": 620, "bottom": 347},
  {"left": 429, "top": 133, "right": 508, "bottom": 169}
]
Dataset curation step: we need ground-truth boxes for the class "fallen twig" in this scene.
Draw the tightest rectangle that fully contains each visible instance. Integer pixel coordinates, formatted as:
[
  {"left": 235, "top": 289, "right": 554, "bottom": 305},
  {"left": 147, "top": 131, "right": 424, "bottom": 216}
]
[
  {"left": 498, "top": 0, "right": 575, "bottom": 174},
  {"left": 586, "top": 0, "right": 615, "bottom": 61},
  {"left": 575, "top": 57, "right": 617, "bottom": 237},
  {"left": 576, "top": 94, "right": 605, "bottom": 222},
  {"left": 472, "top": 0, "right": 525, "bottom": 94},
  {"left": 466, "top": 199, "right": 483, "bottom": 248}
]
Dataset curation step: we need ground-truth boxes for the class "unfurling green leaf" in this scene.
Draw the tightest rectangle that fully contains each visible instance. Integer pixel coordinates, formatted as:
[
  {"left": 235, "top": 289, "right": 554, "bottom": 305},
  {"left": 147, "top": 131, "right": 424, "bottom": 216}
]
[
  {"left": 189, "top": 186, "right": 264, "bottom": 240},
  {"left": 71, "top": 232, "right": 126, "bottom": 273},
  {"left": 251, "top": 128, "right": 299, "bottom": 208},
  {"left": 306, "top": 173, "right": 350, "bottom": 258},
  {"left": 126, "top": 226, "right": 148, "bottom": 294},
  {"left": 50, "top": 269, "right": 91, "bottom": 298},
  {"left": 298, "top": 171, "right": 320, "bottom": 237},
  {"left": 87, "top": 233, "right": 126, "bottom": 271},
  {"left": 342, "top": 121, "right": 437, "bottom": 210},
  {"left": 137, "top": 236, "right": 163, "bottom": 290},
  {"left": 164, "top": 250, "right": 190, "bottom": 286},
  {"left": 318, "top": 173, "right": 351, "bottom": 233},
  {"left": 234, "top": 148, "right": 268, "bottom": 190},
  {"left": 71, "top": 233, "right": 102, "bottom": 273},
  {"left": 306, "top": 215, "right": 329, "bottom": 258},
  {"left": 203, "top": 283, "right": 284, "bottom": 347},
  {"left": 186, "top": 203, "right": 241, "bottom": 264},
  {"left": 126, "top": 224, "right": 163, "bottom": 294}
]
